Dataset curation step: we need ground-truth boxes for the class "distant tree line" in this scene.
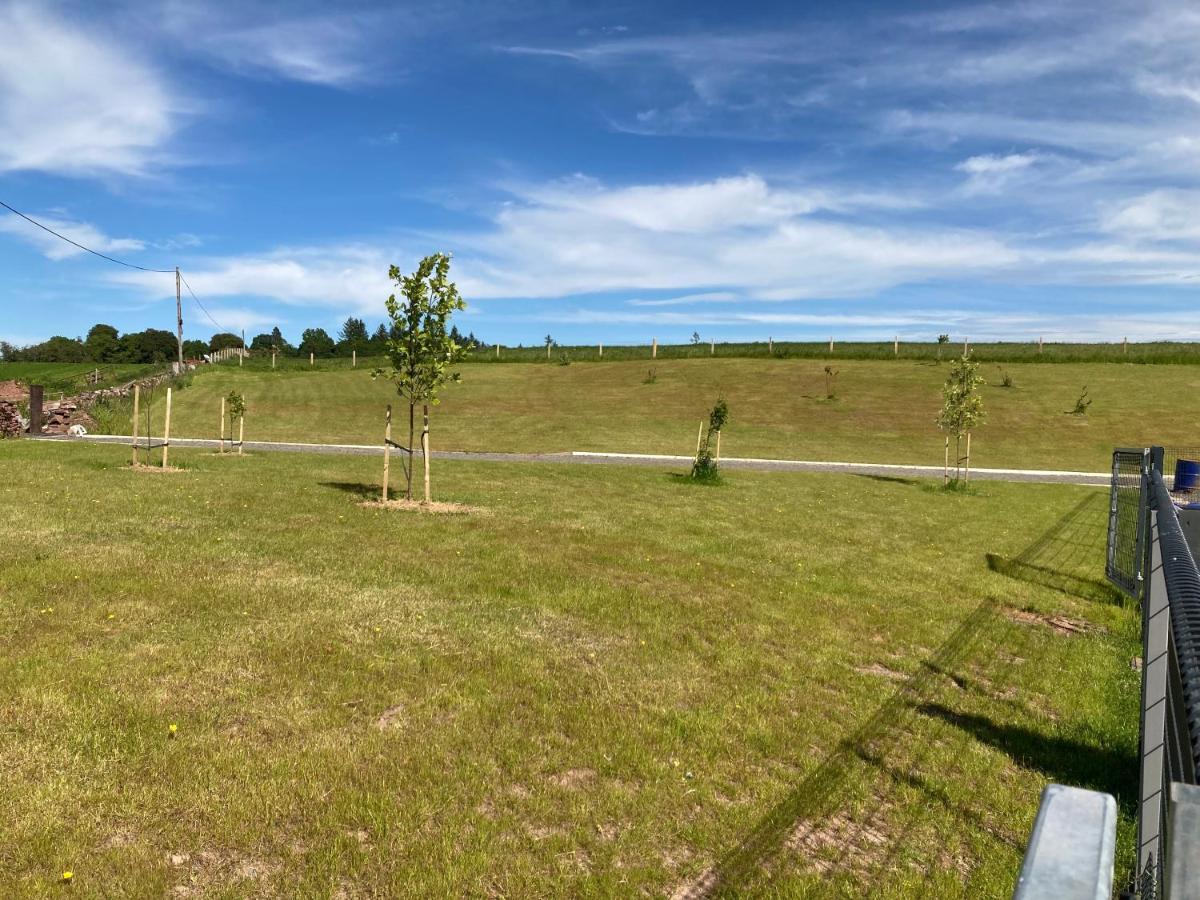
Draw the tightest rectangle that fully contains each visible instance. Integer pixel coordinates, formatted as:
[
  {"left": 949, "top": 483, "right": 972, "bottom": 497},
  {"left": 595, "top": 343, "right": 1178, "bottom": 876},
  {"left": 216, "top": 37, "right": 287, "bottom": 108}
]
[{"left": 0, "top": 318, "right": 486, "bottom": 364}]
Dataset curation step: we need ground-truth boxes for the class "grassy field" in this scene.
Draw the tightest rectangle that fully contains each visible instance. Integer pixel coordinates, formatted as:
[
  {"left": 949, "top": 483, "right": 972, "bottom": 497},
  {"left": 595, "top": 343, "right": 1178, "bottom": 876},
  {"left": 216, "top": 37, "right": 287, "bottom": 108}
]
[
  {"left": 122, "top": 357, "right": 1199, "bottom": 472},
  {"left": 0, "top": 440, "right": 1138, "bottom": 896},
  {"left": 0, "top": 361, "right": 161, "bottom": 396}
]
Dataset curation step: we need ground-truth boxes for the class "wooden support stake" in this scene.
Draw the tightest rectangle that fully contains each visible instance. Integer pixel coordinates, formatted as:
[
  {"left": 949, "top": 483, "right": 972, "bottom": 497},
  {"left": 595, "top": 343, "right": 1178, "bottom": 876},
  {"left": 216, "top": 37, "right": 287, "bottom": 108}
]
[
  {"left": 219, "top": 396, "right": 226, "bottom": 453},
  {"left": 715, "top": 430, "right": 721, "bottom": 461},
  {"left": 353, "top": 349, "right": 357, "bottom": 368},
  {"left": 310, "top": 352, "right": 314, "bottom": 367},
  {"left": 421, "top": 405, "right": 431, "bottom": 504},
  {"left": 652, "top": 338, "right": 657, "bottom": 359},
  {"left": 382, "top": 405, "right": 392, "bottom": 502},
  {"left": 598, "top": 342, "right": 603, "bottom": 358},
  {"left": 768, "top": 337, "right": 773, "bottom": 354},
  {"left": 696, "top": 420, "right": 704, "bottom": 455},
  {"left": 162, "top": 387, "right": 172, "bottom": 469},
  {"left": 238, "top": 415, "right": 244, "bottom": 457},
  {"left": 894, "top": 336, "right": 899, "bottom": 357},
  {"left": 495, "top": 344, "right": 500, "bottom": 358},
  {"left": 272, "top": 351, "right": 276, "bottom": 369},
  {"left": 965, "top": 432, "right": 971, "bottom": 484},
  {"left": 944, "top": 436, "right": 949, "bottom": 486},
  {"left": 963, "top": 337, "right": 969, "bottom": 356},
  {"left": 131, "top": 384, "right": 140, "bottom": 467},
  {"left": 828, "top": 337, "right": 834, "bottom": 354},
  {"left": 710, "top": 339, "right": 715, "bottom": 355},
  {"left": 1038, "top": 336, "right": 1043, "bottom": 354},
  {"left": 1123, "top": 336, "right": 1128, "bottom": 354}
]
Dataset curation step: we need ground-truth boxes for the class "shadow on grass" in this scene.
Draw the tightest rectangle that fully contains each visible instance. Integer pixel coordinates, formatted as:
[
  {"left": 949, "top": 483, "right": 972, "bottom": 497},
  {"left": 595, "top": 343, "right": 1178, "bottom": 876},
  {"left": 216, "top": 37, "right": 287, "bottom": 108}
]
[
  {"left": 667, "top": 472, "right": 724, "bottom": 487},
  {"left": 319, "top": 481, "right": 384, "bottom": 500},
  {"left": 853, "top": 474, "right": 921, "bottom": 487},
  {"left": 916, "top": 703, "right": 1137, "bottom": 817},
  {"left": 674, "top": 601, "right": 1003, "bottom": 898},
  {"left": 986, "top": 492, "right": 1125, "bottom": 605}
]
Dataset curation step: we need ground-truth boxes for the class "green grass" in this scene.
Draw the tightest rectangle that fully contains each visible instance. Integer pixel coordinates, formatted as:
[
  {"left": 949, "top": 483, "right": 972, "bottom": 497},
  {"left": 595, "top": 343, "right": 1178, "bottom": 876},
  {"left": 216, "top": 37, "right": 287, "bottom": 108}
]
[
  {"left": 131, "top": 357, "right": 1199, "bottom": 471},
  {"left": 0, "top": 361, "right": 161, "bottom": 396},
  {"left": 0, "top": 441, "right": 1139, "bottom": 896}
]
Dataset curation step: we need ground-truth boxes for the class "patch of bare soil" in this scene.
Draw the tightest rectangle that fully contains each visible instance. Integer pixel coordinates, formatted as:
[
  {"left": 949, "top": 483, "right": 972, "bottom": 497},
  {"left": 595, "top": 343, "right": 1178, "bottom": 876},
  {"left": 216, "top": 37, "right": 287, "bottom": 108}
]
[
  {"left": 358, "top": 499, "right": 485, "bottom": 515},
  {"left": 785, "top": 808, "right": 891, "bottom": 877},
  {"left": 548, "top": 768, "right": 596, "bottom": 789},
  {"left": 128, "top": 464, "right": 185, "bottom": 474},
  {"left": 0, "top": 380, "right": 26, "bottom": 402},
  {"left": 855, "top": 662, "right": 907, "bottom": 681},
  {"left": 1003, "top": 607, "right": 1097, "bottom": 636},
  {"left": 167, "top": 849, "right": 277, "bottom": 896},
  {"left": 375, "top": 705, "right": 404, "bottom": 730}
]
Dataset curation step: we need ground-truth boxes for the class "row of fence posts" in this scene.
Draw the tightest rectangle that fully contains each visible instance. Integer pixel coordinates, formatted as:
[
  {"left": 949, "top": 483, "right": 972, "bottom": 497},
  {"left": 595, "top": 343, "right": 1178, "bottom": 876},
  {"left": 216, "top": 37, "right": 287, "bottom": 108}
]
[{"left": 486, "top": 336, "right": 1134, "bottom": 359}]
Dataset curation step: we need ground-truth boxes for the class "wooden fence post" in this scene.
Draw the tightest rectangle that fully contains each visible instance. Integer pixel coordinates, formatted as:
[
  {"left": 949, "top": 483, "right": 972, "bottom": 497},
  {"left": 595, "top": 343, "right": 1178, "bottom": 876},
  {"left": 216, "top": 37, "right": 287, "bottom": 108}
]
[
  {"left": 828, "top": 337, "right": 833, "bottom": 354},
  {"left": 652, "top": 338, "right": 657, "bottom": 359},
  {"left": 598, "top": 342, "right": 603, "bottom": 358},
  {"left": 963, "top": 337, "right": 969, "bottom": 356},
  {"left": 711, "top": 339, "right": 715, "bottom": 355},
  {"left": 272, "top": 351, "right": 276, "bottom": 369},
  {"left": 495, "top": 344, "right": 500, "bottom": 358},
  {"left": 219, "top": 396, "right": 226, "bottom": 454},
  {"left": 1123, "top": 336, "right": 1128, "bottom": 354},
  {"left": 131, "top": 384, "right": 140, "bottom": 467},
  {"left": 1038, "top": 336, "right": 1043, "bottom": 354},
  {"left": 422, "top": 405, "right": 431, "bottom": 504},
  {"left": 382, "top": 404, "right": 392, "bottom": 502},
  {"left": 238, "top": 415, "right": 244, "bottom": 457},
  {"left": 894, "top": 336, "right": 899, "bottom": 357},
  {"left": 353, "top": 349, "right": 357, "bottom": 368},
  {"left": 162, "top": 388, "right": 172, "bottom": 469},
  {"left": 768, "top": 337, "right": 773, "bottom": 354},
  {"left": 310, "top": 352, "right": 314, "bottom": 367}
]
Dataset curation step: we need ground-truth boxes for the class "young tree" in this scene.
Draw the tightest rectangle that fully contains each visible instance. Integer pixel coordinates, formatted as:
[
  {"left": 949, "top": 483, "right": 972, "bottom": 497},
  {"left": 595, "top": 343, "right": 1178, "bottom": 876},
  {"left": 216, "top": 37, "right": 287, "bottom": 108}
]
[
  {"left": 936, "top": 355, "right": 986, "bottom": 484},
  {"left": 936, "top": 333, "right": 950, "bottom": 361},
  {"left": 691, "top": 397, "right": 729, "bottom": 481},
  {"left": 374, "top": 253, "right": 467, "bottom": 502},
  {"left": 691, "top": 331, "right": 701, "bottom": 345}
]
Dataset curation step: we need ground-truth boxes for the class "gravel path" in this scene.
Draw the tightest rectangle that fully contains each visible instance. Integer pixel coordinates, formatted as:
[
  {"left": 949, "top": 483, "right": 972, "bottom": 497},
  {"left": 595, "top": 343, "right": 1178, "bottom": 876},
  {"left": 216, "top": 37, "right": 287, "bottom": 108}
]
[{"left": 30, "top": 434, "right": 1111, "bottom": 485}]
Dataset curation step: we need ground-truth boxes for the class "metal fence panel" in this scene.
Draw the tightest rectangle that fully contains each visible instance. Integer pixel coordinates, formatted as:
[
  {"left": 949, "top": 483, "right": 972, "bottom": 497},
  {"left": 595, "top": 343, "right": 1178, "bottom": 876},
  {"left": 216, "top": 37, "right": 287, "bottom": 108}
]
[{"left": 1108, "top": 448, "right": 1148, "bottom": 598}]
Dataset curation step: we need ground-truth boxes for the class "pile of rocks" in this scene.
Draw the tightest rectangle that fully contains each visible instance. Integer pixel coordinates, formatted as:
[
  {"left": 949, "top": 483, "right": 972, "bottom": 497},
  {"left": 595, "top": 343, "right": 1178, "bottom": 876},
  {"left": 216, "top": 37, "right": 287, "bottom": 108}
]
[
  {"left": 42, "top": 402, "right": 97, "bottom": 435},
  {"left": 0, "top": 400, "right": 22, "bottom": 438}
]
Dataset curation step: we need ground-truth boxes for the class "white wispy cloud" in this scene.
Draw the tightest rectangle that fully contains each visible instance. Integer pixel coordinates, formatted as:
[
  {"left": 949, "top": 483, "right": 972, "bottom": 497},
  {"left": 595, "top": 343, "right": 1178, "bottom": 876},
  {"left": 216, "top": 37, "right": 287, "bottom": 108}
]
[
  {"left": 0, "top": 210, "right": 146, "bottom": 261},
  {"left": 0, "top": 4, "right": 184, "bottom": 177},
  {"left": 160, "top": 3, "right": 386, "bottom": 87}
]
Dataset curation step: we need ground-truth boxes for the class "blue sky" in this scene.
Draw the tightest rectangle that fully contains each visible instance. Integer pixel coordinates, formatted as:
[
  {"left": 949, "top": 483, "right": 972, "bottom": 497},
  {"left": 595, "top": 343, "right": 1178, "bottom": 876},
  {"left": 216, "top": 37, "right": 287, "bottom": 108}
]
[{"left": 2, "top": 0, "right": 1200, "bottom": 348}]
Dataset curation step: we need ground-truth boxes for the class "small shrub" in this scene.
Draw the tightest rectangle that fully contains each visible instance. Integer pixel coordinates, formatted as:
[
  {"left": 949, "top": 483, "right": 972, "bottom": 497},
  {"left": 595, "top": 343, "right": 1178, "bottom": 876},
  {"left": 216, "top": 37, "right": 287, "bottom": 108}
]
[
  {"left": 823, "top": 365, "right": 838, "bottom": 399},
  {"left": 643, "top": 368, "right": 657, "bottom": 384},
  {"left": 557, "top": 352, "right": 571, "bottom": 366},
  {"left": 998, "top": 368, "right": 1015, "bottom": 388},
  {"left": 1069, "top": 386, "right": 1092, "bottom": 415},
  {"left": 691, "top": 397, "right": 729, "bottom": 482}
]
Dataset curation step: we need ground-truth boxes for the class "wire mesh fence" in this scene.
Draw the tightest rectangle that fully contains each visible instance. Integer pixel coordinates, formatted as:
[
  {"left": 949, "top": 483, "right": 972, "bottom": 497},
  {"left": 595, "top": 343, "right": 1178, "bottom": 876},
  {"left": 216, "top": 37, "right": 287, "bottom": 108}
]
[{"left": 1107, "top": 449, "right": 1148, "bottom": 599}]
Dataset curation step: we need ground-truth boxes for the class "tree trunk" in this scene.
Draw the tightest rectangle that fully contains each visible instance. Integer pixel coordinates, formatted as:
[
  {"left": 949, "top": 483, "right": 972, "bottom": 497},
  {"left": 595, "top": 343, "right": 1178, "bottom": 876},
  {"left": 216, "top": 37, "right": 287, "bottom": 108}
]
[
  {"left": 406, "top": 402, "right": 415, "bottom": 500},
  {"left": 422, "top": 404, "right": 431, "bottom": 504}
]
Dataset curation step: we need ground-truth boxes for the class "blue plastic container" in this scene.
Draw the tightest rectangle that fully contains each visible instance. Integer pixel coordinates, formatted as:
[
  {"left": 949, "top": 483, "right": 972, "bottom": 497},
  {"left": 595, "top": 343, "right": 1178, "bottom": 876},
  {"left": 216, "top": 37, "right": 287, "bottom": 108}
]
[{"left": 1176, "top": 458, "right": 1200, "bottom": 492}]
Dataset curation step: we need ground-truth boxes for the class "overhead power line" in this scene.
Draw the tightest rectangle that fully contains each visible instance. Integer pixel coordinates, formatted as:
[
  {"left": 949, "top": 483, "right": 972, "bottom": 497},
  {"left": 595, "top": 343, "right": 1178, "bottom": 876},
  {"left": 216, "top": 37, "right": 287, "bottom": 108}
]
[
  {"left": 0, "top": 198, "right": 174, "bottom": 273},
  {"left": 178, "top": 271, "right": 228, "bottom": 334}
]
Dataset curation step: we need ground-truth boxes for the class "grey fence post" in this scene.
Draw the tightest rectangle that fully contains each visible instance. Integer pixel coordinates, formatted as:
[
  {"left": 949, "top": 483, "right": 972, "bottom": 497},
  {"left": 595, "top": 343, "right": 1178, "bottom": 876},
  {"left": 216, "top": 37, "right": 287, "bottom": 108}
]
[{"left": 1012, "top": 784, "right": 1116, "bottom": 900}]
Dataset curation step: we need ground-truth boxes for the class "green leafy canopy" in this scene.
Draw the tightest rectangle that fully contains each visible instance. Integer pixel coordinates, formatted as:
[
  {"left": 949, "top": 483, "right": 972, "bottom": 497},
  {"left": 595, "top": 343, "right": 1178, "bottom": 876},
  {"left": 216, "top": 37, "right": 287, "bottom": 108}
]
[
  {"left": 936, "top": 355, "right": 986, "bottom": 437},
  {"left": 373, "top": 253, "right": 467, "bottom": 405}
]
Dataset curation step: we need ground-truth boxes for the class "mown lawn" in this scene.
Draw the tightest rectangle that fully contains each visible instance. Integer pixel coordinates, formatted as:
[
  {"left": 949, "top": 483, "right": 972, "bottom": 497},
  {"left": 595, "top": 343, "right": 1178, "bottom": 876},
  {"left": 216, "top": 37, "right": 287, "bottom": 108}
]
[
  {"left": 0, "top": 441, "right": 1138, "bottom": 897},
  {"left": 126, "top": 357, "right": 1197, "bottom": 472}
]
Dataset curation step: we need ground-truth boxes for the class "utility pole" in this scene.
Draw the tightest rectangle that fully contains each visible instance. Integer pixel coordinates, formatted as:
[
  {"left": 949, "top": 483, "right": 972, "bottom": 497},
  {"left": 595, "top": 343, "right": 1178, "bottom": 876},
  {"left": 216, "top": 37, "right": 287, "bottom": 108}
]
[
  {"left": 175, "top": 267, "right": 184, "bottom": 372},
  {"left": 241, "top": 329, "right": 245, "bottom": 367}
]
